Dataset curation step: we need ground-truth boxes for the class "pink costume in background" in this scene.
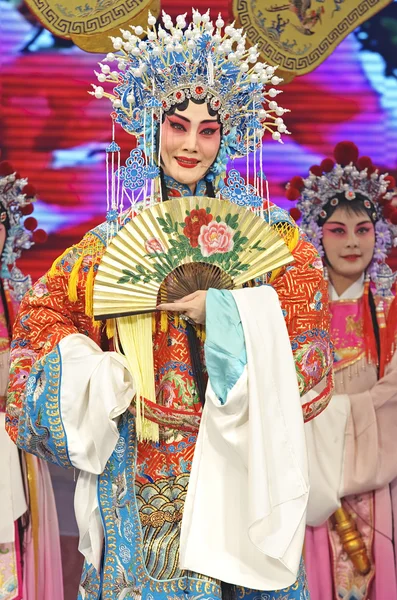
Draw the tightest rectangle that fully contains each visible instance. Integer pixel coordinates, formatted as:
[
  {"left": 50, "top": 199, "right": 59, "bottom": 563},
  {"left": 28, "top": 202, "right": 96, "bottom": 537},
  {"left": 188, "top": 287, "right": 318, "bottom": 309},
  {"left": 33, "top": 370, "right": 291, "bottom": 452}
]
[
  {"left": 305, "top": 277, "right": 397, "bottom": 600},
  {"left": 0, "top": 161, "right": 63, "bottom": 600},
  {"left": 286, "top": 141, "right": 397, "bottom": 600}
]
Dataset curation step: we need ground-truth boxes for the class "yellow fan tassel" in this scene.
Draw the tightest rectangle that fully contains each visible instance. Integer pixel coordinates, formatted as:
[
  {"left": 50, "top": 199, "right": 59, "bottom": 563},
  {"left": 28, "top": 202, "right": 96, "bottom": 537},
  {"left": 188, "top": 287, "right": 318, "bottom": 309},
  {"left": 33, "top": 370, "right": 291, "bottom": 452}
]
[{"left": 116, "top": 314, "right": 159, "bottom": 442}]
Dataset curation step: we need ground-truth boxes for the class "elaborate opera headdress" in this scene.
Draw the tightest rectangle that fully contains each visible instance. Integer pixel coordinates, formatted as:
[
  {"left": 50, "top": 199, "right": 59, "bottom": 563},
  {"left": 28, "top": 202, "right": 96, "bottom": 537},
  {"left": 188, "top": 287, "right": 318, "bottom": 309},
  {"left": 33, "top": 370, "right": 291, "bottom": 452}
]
[
  {"left": 286, "top": 142, "right": 397, "bottom": 375},
  {"left": 89, "top": 9, "right": 289, "bottom": 234},
  {"left": 0, "top": 161, "right": 47, "bottom": 303},
  {"left": 286, "top": 141, "right": 397, "bottom": 283}
]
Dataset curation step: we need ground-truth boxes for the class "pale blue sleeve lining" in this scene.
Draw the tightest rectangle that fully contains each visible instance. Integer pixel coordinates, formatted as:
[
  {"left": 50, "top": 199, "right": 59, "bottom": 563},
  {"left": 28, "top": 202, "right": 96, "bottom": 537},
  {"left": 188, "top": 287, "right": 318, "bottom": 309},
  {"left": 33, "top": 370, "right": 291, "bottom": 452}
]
[{"left": 204, "top": 288, "right": 247, "bottom": 405}]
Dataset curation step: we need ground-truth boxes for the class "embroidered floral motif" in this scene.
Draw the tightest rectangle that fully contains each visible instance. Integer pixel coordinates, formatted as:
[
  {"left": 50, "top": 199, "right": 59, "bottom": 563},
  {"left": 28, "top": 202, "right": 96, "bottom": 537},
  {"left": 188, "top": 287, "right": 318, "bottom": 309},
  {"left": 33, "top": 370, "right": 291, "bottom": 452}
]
[
  {"left": 290, "top": 328, "right": 332, "bottom": 398},
  {"left": 156, "top": 378, "right": 176, "bottom": 408},
  {"left": 310, "top": 256, "right": 324, "bottom": 271},
  {"left": 0, "top": 541, "right": 20, "bottom": 600},
  {"left": 331, "top": 299, "right": 366, "bottom": 372},
  {"left": 33, "top": 280, "right": 49, "bottom": 298},
  {"left": 346, "top": 314, "right": 364, "bottom": 338},
  {"left": 309, "top": 291, "right": 323, "bottom": 311}
]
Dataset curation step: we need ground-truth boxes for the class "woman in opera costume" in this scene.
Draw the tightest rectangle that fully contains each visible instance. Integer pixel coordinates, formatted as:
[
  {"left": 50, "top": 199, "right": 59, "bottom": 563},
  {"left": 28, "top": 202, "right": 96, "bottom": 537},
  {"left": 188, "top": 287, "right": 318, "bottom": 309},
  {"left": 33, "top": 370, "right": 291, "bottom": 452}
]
[
  {"left": 0, "top": 161, "right": 63, "bottom": 600},
  {"left": 287, "top": 141, "right": 397, "bottom": 600},
  {"left": 6, "top": 11, "right": 333, "bottom": 600}
]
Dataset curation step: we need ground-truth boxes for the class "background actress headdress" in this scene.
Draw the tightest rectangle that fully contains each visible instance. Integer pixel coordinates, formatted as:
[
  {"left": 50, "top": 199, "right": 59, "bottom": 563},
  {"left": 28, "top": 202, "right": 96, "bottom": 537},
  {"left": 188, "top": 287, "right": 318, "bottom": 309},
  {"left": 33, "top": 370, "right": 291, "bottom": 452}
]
[
  {"left": 0, "top": 161, "right": 47, "bottom": 305},
  {"left": 285, "top": 141, "right": 397, "bottom": 283},
  {"left": 286, "top": 141, "right": 397, "bottom": 375}
]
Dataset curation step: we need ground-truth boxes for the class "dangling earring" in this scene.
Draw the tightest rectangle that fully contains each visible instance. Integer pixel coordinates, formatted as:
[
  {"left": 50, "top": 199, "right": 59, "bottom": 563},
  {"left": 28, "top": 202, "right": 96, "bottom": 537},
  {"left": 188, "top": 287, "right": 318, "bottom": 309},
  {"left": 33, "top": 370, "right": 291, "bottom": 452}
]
[{"left": 323, "top": 265, "right": 329, "bottom": 281}]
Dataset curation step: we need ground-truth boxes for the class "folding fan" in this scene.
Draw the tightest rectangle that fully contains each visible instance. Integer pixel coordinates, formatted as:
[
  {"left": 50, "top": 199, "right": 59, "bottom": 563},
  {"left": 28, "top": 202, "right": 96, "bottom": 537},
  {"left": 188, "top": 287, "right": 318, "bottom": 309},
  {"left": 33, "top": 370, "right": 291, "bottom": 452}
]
[{"left": 93, "top": 196, "right": 294, "bottom": 320}]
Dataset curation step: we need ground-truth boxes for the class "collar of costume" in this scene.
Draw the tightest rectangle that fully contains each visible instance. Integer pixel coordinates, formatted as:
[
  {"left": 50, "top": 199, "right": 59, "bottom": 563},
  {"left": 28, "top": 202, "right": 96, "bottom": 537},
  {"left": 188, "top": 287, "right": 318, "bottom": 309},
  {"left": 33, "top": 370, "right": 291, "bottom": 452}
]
[
  {"left": 0, "top": 162, "right": 47, "bottom": 302},
  {"left": 329, "top": 274, "right": 364, "bottom": 302},
  {"left": 164, "top": 175, "right": 207, "bottom": 197},
  {"left": 285, "top": 141, "right": 397, "bottom": 286},
  {"left": 90, "top": 10, "right": 288, "bottom": 170}
]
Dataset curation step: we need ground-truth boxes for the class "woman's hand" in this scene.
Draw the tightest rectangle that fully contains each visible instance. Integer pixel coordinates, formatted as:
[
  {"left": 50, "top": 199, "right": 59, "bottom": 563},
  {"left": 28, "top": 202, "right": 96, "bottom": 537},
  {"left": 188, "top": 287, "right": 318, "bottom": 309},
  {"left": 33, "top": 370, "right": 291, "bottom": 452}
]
[{"left": 157, "top": 290, "right": 207, "bottom": 325}]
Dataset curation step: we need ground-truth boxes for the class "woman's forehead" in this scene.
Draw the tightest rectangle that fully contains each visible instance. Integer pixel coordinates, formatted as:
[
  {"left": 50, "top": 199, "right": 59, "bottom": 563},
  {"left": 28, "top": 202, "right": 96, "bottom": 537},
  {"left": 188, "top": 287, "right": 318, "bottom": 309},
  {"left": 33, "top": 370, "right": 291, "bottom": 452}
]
[
  {"left": 172, "top": 102, "right": 218, "bottom": 125},
  {"left": 326, "top": 205, "right": 372, "bottom": 224}
]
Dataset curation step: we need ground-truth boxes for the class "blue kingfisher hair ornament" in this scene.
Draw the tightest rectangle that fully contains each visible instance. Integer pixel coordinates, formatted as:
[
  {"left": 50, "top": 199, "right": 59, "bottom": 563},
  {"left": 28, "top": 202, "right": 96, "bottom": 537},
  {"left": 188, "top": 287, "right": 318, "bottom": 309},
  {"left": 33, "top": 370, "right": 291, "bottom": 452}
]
[{"left": 89, "top": 10, "right": 291, "bottom": 240}]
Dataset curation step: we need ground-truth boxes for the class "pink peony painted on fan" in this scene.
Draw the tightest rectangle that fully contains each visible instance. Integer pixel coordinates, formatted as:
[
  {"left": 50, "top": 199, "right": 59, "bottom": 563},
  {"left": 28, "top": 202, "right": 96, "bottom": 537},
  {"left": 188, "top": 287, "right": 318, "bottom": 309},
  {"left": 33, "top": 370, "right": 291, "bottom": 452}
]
[
  {"left": 198, "top": 221, "right": 234, "bottom": 257},
  {"left": 145, "top": 237, "right": 165, "bottom": 254}
]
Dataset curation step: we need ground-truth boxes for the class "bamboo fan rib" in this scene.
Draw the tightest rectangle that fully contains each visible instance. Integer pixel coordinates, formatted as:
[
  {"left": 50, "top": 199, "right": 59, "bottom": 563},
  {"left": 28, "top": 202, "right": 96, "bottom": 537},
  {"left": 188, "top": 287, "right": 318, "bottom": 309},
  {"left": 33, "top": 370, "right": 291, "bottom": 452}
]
[{"left": 93, "top": 197, "right": 293, "bottom": 320}]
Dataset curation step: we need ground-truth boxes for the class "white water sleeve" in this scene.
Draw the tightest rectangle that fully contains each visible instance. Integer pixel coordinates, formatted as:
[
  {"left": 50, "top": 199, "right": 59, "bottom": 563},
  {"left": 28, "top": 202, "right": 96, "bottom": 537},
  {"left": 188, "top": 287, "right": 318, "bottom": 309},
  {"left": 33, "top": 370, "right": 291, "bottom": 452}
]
[
  {"left": 180, "top": 286, "right": 309, "bottom": 591},
  {"left": 58, "top": 333, "right": 134, "bottom": 570},
  {"left": 304, "top": 391, "right": 350, "bottom": 526}
]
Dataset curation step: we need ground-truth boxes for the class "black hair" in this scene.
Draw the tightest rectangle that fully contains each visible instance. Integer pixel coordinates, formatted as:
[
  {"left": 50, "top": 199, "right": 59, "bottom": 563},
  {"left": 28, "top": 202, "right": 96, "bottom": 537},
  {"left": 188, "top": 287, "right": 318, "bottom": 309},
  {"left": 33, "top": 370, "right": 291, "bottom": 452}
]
[
  {"left": 368, "top": 285, "right": 381, "bottom": 375},
  {"left": 163, "top": 96, "right": 220, "bottom": 120},
  {"left": 0, "top": 200, "right": 11, "bottom": 235},
  {"left": 0, "top": 202, "right": 11, "bottom": 334},
  {"left": 318, "top": 191, "right": 377, "bottom": 226}
]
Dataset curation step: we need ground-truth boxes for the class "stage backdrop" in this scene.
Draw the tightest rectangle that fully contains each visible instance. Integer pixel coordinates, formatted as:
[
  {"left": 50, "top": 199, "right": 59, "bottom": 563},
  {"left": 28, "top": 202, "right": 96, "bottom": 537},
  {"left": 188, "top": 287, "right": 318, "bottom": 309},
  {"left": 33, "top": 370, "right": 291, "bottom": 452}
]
[{"left": 1, "top": 0, "right": 396, "bottom": 281}]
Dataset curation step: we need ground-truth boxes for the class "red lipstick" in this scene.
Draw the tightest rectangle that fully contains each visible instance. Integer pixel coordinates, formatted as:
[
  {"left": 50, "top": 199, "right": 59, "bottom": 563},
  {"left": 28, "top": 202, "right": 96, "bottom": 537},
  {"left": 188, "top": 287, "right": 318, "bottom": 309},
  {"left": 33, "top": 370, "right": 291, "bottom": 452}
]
[
  {"left": 342, "top": 255, "right": 361, "bottom": 261},
  {"left": 175, "top": 156, "right": 199, "bottom": 169}
]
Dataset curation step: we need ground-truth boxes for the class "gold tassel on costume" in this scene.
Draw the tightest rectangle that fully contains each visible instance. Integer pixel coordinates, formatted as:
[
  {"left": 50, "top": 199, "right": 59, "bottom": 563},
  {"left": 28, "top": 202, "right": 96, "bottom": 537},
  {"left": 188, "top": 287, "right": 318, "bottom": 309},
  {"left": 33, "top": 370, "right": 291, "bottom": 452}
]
[
  {"left": 49, "top": 246, "right": 73, "bottom": 278},
  {"left": 197, "top": 324, "right": 206, "bottom": 342},
  {"left": 106, "top": 318, "right": 115, "bottom": 340},
  {"left": 332, "top": 507, "right": 371, "bottom": 575},
  {"left": 158, "top": 284, "right": 169, "bottom": 332},
  {"left": 49, "top": 232, "right": 105, "bottom": 327},
  {"left": 85, "top": 263, "right": 95, "bottom": 317},
  {"left": 160, "top": 311, "right": 168, "bottom": 332},
  {"left": 68, "top": 253, "right": 85, "bottom": 302}
]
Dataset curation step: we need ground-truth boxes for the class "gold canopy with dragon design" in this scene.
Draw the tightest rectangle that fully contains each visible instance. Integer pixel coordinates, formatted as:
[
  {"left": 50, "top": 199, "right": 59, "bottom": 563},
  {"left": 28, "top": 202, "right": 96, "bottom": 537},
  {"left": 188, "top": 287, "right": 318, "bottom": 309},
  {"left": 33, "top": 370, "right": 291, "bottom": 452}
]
[
  {"left": 23, "top": 0, "right": 392, "bottom": 71},
  {"left": 233, "top": 0, "right": 392, "bottom": 80}
]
